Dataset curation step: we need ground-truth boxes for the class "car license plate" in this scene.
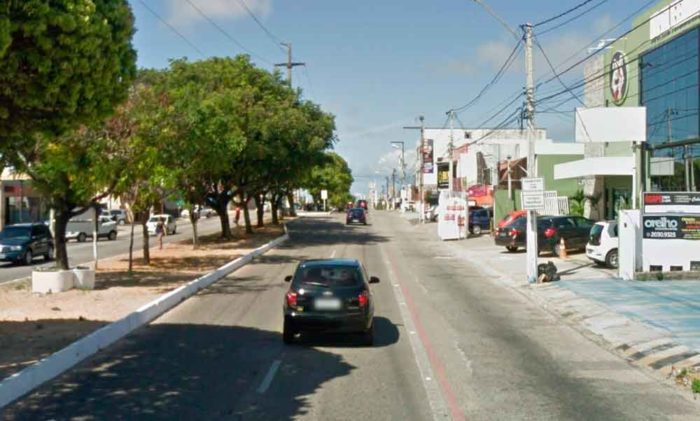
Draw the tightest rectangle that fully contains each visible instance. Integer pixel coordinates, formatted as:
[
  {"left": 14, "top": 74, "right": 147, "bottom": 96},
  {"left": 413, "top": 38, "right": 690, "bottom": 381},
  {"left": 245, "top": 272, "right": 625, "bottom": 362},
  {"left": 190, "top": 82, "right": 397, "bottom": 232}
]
[
  {"left": 315, "top": 298, "right": 341, "bottom": 311},
  {"left": 0, "top": 253, "right": 5, "bottom": 259}
]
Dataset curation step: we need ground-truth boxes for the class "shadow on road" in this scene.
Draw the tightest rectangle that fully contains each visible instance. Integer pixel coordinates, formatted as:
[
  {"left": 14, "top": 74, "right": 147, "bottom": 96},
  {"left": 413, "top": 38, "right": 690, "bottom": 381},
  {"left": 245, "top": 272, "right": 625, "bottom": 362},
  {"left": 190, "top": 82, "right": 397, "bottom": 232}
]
[
  {"left": 282, "top": 218, "right": 390, "bottom": 248},
  {"left": 0, "top": 319, "right": 107, "bottom": 381},
  {"left": 2, "top": 323, "right": 355, "bottom": 420},
  {"left": 296, "top": 316, "right": 400, "bottom": 348}
]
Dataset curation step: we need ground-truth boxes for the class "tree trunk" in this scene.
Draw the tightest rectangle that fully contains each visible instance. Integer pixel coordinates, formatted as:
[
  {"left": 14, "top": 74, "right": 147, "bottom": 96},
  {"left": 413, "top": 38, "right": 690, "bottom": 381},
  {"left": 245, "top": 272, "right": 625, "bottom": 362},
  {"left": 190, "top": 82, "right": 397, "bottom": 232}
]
[
  {"left": 254, "top": 194, "right": 264, "bottom": 228},
  {"left": 54, "top": 209, "right": 71, "bottom": 270},
  {"left": 217, "top": 201, "right": 232, "bottom": 239},
  {"left": 287, "top": 192, "right": 297, "bottom": 217},
  {"left": 141, "top": 211, "right": 150, "bottom": 265},
  {"left": 271, "top": 196, "right": 279, "bottom": 225},
  {"left": 242, "top": 195, "right": 253, "bottom": 234},
  {"left": 189, "top": 204, "right": 199, "bottom": 249}
]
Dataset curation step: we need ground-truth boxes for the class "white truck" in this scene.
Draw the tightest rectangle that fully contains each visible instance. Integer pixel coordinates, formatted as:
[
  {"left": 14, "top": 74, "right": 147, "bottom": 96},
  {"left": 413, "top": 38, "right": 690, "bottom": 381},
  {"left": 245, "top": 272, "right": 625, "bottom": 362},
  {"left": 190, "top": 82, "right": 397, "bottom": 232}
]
[{"left": 66, "top": 210, "right": 118, "bottom": 242}]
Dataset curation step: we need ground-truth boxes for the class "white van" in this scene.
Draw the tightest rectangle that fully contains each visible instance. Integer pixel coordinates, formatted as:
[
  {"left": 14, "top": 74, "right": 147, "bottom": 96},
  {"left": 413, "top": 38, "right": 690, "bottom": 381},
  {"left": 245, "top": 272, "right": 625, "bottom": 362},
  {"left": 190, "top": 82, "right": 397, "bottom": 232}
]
[
  {"left": 586, "top": 221, "right": 618, "bottom": 268},
  {"left": 66, "top": 215, "right": 118, "bottom": 242},
  {"left": 147, "top": 214, "right": 177, "bottom": 235}
]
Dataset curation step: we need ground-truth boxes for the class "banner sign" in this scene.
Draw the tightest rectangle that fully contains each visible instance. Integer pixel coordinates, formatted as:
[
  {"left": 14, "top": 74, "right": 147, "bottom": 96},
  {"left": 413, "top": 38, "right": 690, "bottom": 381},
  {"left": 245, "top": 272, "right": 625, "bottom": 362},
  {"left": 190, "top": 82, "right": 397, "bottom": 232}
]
[
  {"left": 422, "top": 139, "right": 434, "bottom": 174},
  {"left": 437, "top": 162, "right": 449, "bottom": 190},
  {"left": 437, "top": 190, "right": 468, "bottom": 240},
  {"left": 644, "top": 192, "right": 700, "bottom": 206},
  {"left": 643, "top": 215, "right": 700, "bottom": 240}
]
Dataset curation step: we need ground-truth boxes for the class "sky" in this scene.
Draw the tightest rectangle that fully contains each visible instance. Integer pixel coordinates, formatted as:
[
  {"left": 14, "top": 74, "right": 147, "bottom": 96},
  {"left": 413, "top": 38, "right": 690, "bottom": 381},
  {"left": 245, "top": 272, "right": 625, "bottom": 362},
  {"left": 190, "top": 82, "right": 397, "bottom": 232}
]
[{"left": 128, "top": 0, "right": 660, "bottom": 194}]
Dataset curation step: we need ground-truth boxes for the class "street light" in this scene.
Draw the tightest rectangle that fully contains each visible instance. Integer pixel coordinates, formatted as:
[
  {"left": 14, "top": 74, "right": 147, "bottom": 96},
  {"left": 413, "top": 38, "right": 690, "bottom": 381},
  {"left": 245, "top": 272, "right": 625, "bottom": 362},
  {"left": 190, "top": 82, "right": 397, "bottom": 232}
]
[{"left": 390, "top": 141, "right": 406, "bottom": 206}]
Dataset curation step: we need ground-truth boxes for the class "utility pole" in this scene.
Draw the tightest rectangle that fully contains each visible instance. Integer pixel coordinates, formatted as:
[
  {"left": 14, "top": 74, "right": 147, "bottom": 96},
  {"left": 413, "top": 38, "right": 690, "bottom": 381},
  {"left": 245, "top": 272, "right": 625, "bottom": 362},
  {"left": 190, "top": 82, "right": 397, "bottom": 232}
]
[
  {"left": 391, "top": 168, "right": 397, "bottom": 208},
  {"left": 524, "top": 23, "right": 538, "bottom": 284},
  {"left": 448, "top": 110, "right": 455, "bottom": 191},
  {"left": 404, "top": 116, "right": 425, "bottom": 222},
  {"left": 275, "top": 43, "right": 305, "bottom": 87}
]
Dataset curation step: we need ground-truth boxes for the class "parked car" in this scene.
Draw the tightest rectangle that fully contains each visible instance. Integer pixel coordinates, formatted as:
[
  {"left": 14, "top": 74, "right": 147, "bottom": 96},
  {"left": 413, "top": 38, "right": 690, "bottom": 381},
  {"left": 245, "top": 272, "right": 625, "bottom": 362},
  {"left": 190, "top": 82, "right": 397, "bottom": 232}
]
[
  {"left": 468, "top": 206, "right": 490, "bottom": 235},
  {"left": 497, "top": 210, "right": 527, "bottom": 229},
  {"left": 586, "top": 220, "right": 619, "bottom": 268},
  {"left": 0, "top": 223, "right": 54, "bottom": 265},
  {"left": 147, "top": 214, "right": 177, "bottom": 235},
  {"left": 282, "top": 259, "right": 380, "bottom": 345},
  {"left": 495, "top": 215, "right": 595, "bottom": 255},
  {"left": 346, "top": 208, "right": 367, "bottom": 225},
  {"left": 110, "top": 209, "right": 128, "bottom": 225},
  {"left": 66, "top": 215, "right": 118, "bottom": 242}
]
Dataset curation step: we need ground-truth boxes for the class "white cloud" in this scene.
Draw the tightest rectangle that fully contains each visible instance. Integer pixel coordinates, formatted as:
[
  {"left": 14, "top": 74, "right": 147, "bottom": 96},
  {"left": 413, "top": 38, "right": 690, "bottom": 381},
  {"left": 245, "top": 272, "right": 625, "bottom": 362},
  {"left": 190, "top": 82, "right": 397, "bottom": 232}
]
[{"left": 165, "top": 0, "right": 272, "bottom": 26}]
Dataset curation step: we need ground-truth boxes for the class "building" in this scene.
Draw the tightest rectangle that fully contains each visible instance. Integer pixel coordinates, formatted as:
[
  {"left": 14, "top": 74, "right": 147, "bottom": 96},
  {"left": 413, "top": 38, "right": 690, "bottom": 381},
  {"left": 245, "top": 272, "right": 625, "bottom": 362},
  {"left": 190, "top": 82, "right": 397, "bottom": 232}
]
[
  {"left": 556, "top": 0, "right": 699, "bottom": 219},
  {"left": 0, "top": 169, "right": 50, "bottom": 230}
]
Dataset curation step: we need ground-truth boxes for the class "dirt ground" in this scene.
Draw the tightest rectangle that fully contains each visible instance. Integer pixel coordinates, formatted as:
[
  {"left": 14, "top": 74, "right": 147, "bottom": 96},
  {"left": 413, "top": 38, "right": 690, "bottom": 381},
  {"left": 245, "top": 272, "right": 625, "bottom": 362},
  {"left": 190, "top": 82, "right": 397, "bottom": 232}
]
[{"left": 0, "top": 222, "right": 286, "bottom": 380}]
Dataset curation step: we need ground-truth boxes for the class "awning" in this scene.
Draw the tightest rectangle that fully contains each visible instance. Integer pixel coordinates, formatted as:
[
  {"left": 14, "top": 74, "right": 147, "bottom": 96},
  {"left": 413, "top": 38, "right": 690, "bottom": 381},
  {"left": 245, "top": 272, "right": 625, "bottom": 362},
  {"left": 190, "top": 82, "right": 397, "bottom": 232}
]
[{"left": 554, "top": 156, "right": 634, "bottom": 180}]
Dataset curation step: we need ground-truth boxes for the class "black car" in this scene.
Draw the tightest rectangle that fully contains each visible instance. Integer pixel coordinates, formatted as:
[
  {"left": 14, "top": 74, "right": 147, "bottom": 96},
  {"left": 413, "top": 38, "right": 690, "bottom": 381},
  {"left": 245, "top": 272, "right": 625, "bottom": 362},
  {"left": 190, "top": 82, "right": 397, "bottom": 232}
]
[
  {"left": 0, "top": 223, "right": 54, "bottom": 265},
  {"left": 283, "top": 259, "right": 380, "bottom": 345},
  {"left": 495, "top": 215, "right": 595, "bottom": 255},
  {"left": 346, "top": 207, "right": 367, "bottom": 225}
]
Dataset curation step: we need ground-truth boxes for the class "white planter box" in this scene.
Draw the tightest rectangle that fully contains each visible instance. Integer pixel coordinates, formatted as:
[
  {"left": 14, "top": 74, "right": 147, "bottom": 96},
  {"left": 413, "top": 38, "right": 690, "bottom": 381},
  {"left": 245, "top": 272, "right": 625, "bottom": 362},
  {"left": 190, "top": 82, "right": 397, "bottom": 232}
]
[
  {"left": 73, "top": 267, "right": 96, "bottom": 290},
  {"left": 32, "top": 270, "right": 75, "bottom": 294}
]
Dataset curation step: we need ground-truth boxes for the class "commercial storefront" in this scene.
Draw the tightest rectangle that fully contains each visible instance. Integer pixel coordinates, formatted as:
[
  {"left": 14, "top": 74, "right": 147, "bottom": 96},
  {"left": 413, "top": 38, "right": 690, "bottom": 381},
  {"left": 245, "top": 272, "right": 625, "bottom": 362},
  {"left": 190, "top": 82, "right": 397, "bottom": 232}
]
[{"left": 557, "top": 0, "right": 699, "bottom": 220}]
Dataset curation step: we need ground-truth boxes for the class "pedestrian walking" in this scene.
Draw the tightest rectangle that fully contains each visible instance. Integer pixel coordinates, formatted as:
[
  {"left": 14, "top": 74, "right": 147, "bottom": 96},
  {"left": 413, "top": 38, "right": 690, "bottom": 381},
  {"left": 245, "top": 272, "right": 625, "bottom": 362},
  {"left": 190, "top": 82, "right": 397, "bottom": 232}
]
[
  {"left": 156, "top": 217, "right": 166, "bottom": 249},
  {"left": 235, "top": 206, "right": 241, "bottom": 226}
]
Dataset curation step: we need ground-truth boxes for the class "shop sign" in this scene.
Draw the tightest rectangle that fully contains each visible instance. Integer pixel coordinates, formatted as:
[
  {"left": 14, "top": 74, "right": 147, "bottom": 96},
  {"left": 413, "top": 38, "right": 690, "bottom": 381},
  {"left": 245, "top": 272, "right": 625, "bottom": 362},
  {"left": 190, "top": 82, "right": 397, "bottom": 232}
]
[
  {"left": 437, "top": 162, "right": 450, "bottom": 190},
  {"left": 610, "top": 51, "right": 628, "bottom": 105},
  {"left": 521, "top": 191, "right": 545, "bottom": 211},
  {"left": 422, "top": 139, "right": 434, "bottom": 174},
  {"left": 644, "top": 192, "right": 700, "bottom": 206},
  {"left": 643, "top": 215, "right": 700, "bottom": 240},
  {"left": 521, "top": 177, "right": 544, "bottom": 192}
]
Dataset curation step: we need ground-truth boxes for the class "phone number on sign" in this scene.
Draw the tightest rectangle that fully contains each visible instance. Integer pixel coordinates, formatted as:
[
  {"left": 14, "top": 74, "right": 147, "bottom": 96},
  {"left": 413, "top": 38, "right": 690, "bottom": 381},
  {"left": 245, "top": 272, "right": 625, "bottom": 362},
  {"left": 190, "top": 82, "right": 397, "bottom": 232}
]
[{"left": 646, "top": 231, "right": 678, "bottom": 238}]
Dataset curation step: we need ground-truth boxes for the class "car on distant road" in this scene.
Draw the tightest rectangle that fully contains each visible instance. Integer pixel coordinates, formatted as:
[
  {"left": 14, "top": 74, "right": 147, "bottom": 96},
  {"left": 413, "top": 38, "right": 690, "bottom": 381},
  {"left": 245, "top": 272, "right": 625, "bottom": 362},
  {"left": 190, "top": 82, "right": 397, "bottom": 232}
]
[
  {"left": 346, "top": 208, "right": 367, "bottom": 225},
  {"left": 109, "top": 209, "right": 128, "bottom": 225},
  {"left": 0, "top": 223, "right": 53, "bottom": 265},
  {"left": 495, "top": 215, "right": 595, "bottom": 255},
  {"left": 147, "top": 214, "right": 177, "bottom": 235},
  {"left": 356, "top": 199, "right": 368, "bottom": 213},
  {"left": 282, "top": 259, "right": 380, "bottom": 345},
  {"left": 586, "top": 220, "right": 618, "bottom": 268},
  {"left": 66, "top": 215, "right": 118, "bottom": 242},
  {"left": 468, "top": 206, "right": 490, "bottom": 235},
  {"left": 497, "top": 210, "right": 526, "bottom": 229}
]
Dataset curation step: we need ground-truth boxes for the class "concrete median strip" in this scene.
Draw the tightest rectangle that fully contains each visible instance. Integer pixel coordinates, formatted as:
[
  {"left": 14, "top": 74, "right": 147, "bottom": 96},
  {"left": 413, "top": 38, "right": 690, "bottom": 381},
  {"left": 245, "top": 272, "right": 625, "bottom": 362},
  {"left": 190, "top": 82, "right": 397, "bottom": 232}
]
[{"left": 0, "top": 227, "right": 290, "bottom": 409}]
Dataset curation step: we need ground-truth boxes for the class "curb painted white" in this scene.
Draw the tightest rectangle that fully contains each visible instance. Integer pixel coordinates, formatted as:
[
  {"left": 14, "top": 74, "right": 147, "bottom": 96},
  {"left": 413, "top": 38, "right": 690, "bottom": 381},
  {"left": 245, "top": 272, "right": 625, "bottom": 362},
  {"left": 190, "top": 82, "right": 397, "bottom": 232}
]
[{"left": 0, "top": 229, "right": 289, "bottom": 409}]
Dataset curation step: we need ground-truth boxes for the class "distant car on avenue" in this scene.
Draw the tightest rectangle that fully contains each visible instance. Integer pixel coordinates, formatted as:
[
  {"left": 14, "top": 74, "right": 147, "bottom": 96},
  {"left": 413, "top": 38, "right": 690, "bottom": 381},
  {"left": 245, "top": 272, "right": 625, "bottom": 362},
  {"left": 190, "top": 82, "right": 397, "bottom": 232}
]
[
  {"left": 346, "top": 208, "right": 367, "bottom": 225},
  {"left": 0, "top": 223, "right": 54, "bottom": 265}
]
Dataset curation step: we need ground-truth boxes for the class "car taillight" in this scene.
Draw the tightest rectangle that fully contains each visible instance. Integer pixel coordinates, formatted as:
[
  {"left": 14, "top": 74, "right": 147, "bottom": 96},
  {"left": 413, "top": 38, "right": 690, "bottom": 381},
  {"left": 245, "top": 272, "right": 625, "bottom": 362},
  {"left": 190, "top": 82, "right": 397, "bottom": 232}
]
[
  {"left": 358, "top": 290, "right": 369, "bottom": 307},
  {"left": 544, "top": 227, "right": 557, "bottom": 238},
  {"left": 509, "top": 228, "right": 521, "bottom": 237},
  {"left": 286, "top": 291, "right": 298, "bottom": 308}
]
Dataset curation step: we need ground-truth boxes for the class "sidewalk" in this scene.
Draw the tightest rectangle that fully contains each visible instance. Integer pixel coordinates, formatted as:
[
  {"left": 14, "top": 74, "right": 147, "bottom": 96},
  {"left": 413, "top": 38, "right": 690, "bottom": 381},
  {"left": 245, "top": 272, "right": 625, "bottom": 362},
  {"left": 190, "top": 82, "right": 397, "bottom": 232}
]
[{"left": 406, "top": 218, "right": 700, "bottom": 388}]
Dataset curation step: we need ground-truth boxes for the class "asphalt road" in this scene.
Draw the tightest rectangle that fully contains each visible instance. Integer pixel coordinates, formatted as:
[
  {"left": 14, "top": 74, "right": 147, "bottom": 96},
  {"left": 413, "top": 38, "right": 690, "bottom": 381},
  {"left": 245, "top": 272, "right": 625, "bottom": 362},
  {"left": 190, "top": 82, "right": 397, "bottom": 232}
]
[
  {"left": 2, "top": 212, "right": 698, "bottom": 420},
  {"left": 0, "top": 216, "right": 225, "bottom": 285}
]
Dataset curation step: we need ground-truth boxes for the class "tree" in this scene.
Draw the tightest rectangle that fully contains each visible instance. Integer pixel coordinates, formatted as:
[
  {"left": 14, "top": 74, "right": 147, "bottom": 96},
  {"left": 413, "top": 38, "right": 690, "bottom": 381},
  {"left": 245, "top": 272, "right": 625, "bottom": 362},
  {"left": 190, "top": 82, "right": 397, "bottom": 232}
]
[
  {"left": 302, "top": 152, "right": 354, "bottom": 210},
  {"left": 0, "top": 0, "right": 136, "bottom": 159}
]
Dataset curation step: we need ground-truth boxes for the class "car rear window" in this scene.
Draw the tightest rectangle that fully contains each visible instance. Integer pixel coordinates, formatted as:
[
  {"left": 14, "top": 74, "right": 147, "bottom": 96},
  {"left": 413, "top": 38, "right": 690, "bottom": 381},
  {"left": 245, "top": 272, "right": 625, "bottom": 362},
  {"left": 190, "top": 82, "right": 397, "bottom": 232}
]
[{"left": 293, "top": 265, "right": 364, "bottom": 288}]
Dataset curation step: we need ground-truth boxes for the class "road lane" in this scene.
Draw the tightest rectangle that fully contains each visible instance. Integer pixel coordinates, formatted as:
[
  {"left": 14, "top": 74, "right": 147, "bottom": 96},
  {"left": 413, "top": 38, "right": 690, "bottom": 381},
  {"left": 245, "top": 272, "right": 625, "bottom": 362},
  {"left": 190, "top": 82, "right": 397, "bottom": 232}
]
[
  {"left": 0, "top": 215, "right": 227, "bottom": 284},
  {"left": 2, "top": 215, "right": 434, "bottom": 420}
]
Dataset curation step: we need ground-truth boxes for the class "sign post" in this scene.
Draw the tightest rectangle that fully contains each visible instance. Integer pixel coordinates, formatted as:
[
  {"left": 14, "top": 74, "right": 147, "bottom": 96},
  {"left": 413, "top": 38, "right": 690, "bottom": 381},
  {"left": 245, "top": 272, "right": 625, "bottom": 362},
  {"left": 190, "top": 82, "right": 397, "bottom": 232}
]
[
  {"left": 321, "top": 189, "right": 328, "bottom": 212},
  {"left": 522, "top": 177, "right": 544, "bottom": 283}
]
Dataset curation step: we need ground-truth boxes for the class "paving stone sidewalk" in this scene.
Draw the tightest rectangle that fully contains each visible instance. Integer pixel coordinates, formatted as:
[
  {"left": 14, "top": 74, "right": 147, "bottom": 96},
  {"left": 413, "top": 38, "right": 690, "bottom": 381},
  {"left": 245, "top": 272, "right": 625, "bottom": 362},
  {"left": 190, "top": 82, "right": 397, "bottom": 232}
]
[{"left": 399, "top": 214, "right": 700, "bottom": 383}]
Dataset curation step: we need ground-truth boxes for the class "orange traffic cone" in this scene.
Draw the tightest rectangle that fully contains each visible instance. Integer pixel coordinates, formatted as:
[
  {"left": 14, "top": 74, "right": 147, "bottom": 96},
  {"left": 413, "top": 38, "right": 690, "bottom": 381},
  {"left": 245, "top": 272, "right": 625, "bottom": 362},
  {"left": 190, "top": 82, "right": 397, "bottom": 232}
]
[{"left": 558, "top": 237, "right": 568, "bottom": 259}]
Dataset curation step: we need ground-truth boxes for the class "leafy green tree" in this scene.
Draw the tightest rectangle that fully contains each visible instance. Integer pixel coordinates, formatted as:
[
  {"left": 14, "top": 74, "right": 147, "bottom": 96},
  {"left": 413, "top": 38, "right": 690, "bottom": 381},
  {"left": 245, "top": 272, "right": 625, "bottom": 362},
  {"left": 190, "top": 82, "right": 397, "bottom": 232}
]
[
  {"left": 303, "top": 152, "right": 354, "bottom": 210},
  {"left": 0, "top": 0, "right": 136, "bottom": 159}
]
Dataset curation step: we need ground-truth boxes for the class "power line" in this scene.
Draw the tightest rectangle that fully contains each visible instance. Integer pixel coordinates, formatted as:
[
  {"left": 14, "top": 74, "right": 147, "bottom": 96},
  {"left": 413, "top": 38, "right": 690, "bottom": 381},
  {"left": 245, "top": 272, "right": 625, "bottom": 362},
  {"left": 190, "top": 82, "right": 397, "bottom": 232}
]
[
  {"left": 533, "top": 0, "right": 657, "bottom": 90},
  {"left": 232, "top": 0, "right": 285, "bottom": 50},
  {"left": 137, "top": 0, "right": 205, "bottom": 57},
  {"left": 534, "top": 0, "right": 598, "bottom": 28},
  {"left": 183, "top": 0, "right": 273, "bottom": 65},
  {"left": 533, "top": 36, "right": 584, "bottom": 106},
  {"left": 536, "top": 0, "right": 608, "bottom": 36},
  {"left": 448, "top": 37, "right": 523, "bottom": 114}
]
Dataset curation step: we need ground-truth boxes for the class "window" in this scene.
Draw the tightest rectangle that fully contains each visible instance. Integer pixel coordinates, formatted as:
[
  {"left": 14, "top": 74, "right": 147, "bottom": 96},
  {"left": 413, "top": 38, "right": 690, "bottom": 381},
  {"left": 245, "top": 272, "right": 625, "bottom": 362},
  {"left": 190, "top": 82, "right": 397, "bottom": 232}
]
[{"left": 293, "top": 265, "right": 364, "bottom": 288}]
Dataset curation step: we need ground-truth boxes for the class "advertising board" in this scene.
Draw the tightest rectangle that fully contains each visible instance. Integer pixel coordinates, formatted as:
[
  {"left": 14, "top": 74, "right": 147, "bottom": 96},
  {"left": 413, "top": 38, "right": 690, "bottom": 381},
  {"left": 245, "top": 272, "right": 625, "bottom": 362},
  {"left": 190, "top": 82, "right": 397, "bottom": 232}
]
[
  {"left": 437, "top": 191, "right": 467, "bottom": 241},
  {"left": 643, "top": 215, "right": 700, "bottom": 240},
  {"left": 437, "top": 162, "right": 450, "bottom": 190},
  {"left": 422, "top": 139, "right": 434, "bottom": 174}
]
